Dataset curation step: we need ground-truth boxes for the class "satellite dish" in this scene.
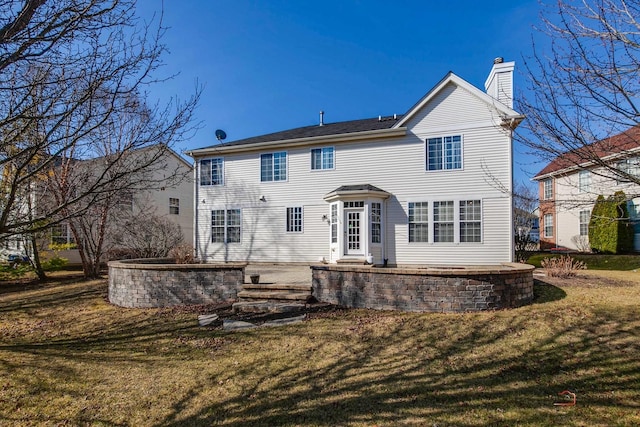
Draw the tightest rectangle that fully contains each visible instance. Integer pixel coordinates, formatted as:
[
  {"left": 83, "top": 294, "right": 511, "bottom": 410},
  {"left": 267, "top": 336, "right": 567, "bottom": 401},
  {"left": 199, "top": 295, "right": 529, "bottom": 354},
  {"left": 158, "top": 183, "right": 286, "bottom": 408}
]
[{"left": 215, "top": 129, "right": 227, "bottom": 141}]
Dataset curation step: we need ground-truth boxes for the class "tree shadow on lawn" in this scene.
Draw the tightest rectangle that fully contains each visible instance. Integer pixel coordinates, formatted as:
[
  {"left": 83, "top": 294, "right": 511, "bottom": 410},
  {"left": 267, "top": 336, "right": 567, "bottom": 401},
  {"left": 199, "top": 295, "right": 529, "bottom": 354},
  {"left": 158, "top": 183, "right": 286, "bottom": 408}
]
[{"left": 532, "top": 279, "right": 567, "bottom": 304}]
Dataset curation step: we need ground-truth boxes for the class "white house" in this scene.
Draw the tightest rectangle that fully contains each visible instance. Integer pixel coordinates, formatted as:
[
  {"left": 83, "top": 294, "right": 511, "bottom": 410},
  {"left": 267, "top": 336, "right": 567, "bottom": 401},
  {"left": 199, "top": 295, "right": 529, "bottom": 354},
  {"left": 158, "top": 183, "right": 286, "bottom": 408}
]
[
  {"left": 187, "top": 59, "right": 523, "bottom": 266},
  {"left": 533, "top": 125, "right": 640, "bottom": 251},
  {"left": 46, "top": 145, "right": 194, "bottom": 264}
]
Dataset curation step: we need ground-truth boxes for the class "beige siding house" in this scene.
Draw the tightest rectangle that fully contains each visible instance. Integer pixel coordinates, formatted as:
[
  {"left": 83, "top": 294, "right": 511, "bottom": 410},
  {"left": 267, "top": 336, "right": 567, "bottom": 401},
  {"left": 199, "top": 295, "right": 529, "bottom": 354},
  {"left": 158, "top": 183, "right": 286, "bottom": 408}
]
[
  {"left": 187, "top": 59, "right": 523, "bottom": 265},
  {"left": 534, "top": 126, "right": 640, "bottom": 251}
]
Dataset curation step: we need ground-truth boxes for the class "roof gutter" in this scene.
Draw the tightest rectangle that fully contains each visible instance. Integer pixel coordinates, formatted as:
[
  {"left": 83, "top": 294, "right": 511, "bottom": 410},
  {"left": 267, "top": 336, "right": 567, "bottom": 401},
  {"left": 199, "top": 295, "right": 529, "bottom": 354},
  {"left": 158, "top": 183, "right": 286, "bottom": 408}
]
[{"left": 185, "top": 127, "right": 407, "bottom": 157}]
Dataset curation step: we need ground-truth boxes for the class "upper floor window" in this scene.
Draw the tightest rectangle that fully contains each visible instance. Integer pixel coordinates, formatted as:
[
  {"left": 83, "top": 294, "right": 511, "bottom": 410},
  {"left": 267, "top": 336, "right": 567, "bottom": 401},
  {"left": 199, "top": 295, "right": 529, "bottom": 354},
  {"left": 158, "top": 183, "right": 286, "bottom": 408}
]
[
  {"left": 169, "top": 198, "right": 179, "bottom": 215},
  {"left": 286, "top": 207, "right": 303, "bottom": 233},
  {"left": 261, "top": 152, "right": 287, "bottom": 182},
  {"left": 617, "top": 156, "right": 640, "bottom": 183},
  {"left": 200, "top": 158, "right": 223, "bottom": 186},
  {"left": 543, "top": 179, "right": 553, "bottom": 200},
  {"left": 311, "top": 147, "right": 334, "bottom": 170},
  {"left": 427, "top": 135, "right": 462, "bottom": 171},
  {"left": 579, "top": 170, "right": 591, "bottom": 193}
]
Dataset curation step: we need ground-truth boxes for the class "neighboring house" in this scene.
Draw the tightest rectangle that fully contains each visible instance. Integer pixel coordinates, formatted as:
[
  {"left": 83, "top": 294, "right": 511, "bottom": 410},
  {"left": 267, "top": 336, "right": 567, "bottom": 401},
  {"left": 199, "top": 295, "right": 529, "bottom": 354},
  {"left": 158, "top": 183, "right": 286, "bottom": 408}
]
[
  {"left": 187, "top": 59, "right": 523, "bottom": 265},
  {"left": 533, "top": 126, "right": 640, "bottom": 251},
  {"left": 44, "top": 145, "right": 194, "bottom": 264}
]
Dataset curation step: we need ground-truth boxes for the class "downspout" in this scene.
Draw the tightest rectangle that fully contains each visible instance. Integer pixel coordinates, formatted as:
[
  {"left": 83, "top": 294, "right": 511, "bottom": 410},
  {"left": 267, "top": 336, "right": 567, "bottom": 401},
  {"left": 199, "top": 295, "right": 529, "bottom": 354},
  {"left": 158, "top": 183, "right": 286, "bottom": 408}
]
[{"left": 193, "top": 160, "right": 199, "bottom": 260}]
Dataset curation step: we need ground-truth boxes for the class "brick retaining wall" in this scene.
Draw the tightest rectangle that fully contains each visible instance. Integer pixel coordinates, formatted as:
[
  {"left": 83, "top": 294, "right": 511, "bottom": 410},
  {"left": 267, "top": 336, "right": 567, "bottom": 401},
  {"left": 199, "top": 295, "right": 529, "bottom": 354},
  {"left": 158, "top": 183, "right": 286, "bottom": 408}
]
[
  {"left": 108, "top": 258, "right": 246, "bottom": 308},
  {"left": 311, "top": 263, "right": 534, "bottom": 312}
]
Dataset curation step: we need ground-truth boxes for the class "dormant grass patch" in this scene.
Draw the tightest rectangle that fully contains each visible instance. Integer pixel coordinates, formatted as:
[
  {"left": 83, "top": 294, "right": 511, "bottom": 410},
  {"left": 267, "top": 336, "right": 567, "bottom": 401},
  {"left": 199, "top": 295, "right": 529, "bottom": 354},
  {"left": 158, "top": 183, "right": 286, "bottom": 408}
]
[{"left": 0, "top": 270, "right": 639, "bottom": 426}]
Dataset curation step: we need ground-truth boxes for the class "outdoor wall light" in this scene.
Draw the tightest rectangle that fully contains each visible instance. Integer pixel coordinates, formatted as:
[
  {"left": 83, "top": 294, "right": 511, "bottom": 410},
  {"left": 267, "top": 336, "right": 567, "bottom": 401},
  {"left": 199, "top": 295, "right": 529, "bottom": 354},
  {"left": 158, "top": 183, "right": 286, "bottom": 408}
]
[
  {"left": 259, "top": 195, "right": 267, "bottom": 202},
  {"left": 322, "top": 214, "right": 328, "bottom": 221}
]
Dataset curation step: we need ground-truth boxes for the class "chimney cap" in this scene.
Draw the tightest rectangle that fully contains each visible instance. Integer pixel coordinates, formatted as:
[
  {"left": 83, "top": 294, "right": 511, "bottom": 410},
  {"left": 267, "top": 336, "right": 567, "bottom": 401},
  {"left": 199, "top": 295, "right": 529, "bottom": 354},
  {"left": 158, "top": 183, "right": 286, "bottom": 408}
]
[{"left": 494, "top": 57, "right": 504, "bottom": 64}]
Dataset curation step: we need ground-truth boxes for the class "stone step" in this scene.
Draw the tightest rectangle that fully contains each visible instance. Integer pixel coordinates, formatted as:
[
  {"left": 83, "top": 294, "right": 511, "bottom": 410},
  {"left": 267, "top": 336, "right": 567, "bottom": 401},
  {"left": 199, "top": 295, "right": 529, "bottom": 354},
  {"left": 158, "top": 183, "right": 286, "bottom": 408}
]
[
  {"left": 232, "top": 300, "right": 306, "bottom": 314},
  {"left": 237, "top": 290, "right": 313, "bottom": 302},
  {"left": 336, "top": 258, "right": 369, "bottom": 265},
  {"left": 241, "top": 283, "right": 312, "bottom": 292}
]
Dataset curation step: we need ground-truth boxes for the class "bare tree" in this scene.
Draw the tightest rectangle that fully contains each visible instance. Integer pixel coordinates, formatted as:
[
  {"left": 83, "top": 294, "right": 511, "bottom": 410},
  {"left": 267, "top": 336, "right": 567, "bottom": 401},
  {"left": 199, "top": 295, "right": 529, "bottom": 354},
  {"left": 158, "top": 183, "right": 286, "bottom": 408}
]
[
  {"left": 514, "top": 181, "right": 539, "bottom": 262},
  {"left": 517, "top": 0, "right": 640, "bottom": 189},
  {"left": 0, "top": 0, "right": 200, "bottom": 255}
]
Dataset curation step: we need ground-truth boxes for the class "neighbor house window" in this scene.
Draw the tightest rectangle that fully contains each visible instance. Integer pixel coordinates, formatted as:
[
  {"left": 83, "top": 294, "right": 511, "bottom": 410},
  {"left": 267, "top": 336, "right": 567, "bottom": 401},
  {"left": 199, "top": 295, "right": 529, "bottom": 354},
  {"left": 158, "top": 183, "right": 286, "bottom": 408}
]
[
  {"left": 408, "top": 202, "right": 429, "bottom": 242},
  {"left": 371, "top": 202, "right": 381, "bottom": 244},
  {"left": 544, "top": 214, "right": 554, "bottom": 238},
  {"left": 543, "top": 179, "right": 553, "bottom": 200},
  {"left": 311, "top": 147, "right": 334, "bottom": 170},
  {"left": 50, "top": 223, "right": 75, "bottom": 245},
  {"left": 286, "top": 207, "right": 303, "bottom": 233},
  {"left": 260, "top": 152, "right": 287, "bottom": 182},
  {"left": 169, "top": 198, "right": 179, "bottom": 215},
  {"left": 330, "top": 204, "right": 338, "bottom": 243},
  {"left": 427, "top": 135, "right": 462, "bottom": 171},
  {"left": 579, "top": 210, "right": 590, "bottom": 236},
  {"left": 117, "top": 192, "right": 133, "bottom": 211},
  {"left": 617, "top": 156, "right": 640, "bottom": 182},
  {"left": 211, "top": 209, "right": 241, "bottom": 243},
  {"left": 460, "top": 200, "right": 482, "bottom": 243},
  {"left": 579, "top": 170, "right": 591, "bottom": 193},
  {"left": 433, "top": 201, "right": 454, "bottom": 242},
  {"left": 200, "top": 158, "right": 223, "bottom": 186}
]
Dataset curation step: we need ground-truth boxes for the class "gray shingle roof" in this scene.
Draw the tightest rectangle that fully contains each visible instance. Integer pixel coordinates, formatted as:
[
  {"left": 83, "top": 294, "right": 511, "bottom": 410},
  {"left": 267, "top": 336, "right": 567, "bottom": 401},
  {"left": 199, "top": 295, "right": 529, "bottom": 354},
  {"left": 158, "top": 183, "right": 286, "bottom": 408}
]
[
  {"left": 331, "top": 184, "right": 388, "bottom": 193},
  {"left": 200, "top": 115, "right": 403, "bottom": 150}
]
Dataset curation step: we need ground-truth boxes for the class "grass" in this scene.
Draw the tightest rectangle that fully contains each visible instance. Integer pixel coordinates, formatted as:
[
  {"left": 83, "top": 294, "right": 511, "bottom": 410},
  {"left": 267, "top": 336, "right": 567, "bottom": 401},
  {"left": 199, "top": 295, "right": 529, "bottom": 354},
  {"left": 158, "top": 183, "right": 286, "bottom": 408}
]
[
  {"left": 1, "top": 271, "right": 639, "bottom": 426},
  {"left": 527, "top": 252, "right": 640, "bottom": 270}
]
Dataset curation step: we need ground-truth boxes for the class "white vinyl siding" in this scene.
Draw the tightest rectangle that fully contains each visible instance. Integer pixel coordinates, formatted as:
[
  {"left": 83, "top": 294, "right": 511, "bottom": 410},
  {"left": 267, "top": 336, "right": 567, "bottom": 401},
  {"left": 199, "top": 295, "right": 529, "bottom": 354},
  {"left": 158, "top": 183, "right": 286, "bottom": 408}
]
[
  {"left": 200, "top": 158, "right": 223, "bottom": 186},
  {"left": 195, "top": 80, "right": 514, "bottom": 264},
  {"left": 311, "top": 147, "right": 334, "bottom": 170}
]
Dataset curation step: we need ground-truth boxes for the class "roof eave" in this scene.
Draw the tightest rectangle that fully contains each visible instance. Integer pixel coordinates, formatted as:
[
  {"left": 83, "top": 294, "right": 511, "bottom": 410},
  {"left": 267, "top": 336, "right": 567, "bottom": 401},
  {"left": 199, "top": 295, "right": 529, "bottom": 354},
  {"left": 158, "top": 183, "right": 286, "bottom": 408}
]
[
  {"left": 533, "top": 145, "right": 640, "bottom": 180},
  {"left": 185, "top": 127, "right": 407, "bottom": 157}
]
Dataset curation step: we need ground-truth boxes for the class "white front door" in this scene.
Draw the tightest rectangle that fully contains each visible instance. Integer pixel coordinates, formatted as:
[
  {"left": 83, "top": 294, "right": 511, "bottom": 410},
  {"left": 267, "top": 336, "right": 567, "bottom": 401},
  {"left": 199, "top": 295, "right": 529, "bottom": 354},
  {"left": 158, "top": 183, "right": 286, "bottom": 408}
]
[{"left": 345, "top": 209, "right": 363, "bottom": 255}]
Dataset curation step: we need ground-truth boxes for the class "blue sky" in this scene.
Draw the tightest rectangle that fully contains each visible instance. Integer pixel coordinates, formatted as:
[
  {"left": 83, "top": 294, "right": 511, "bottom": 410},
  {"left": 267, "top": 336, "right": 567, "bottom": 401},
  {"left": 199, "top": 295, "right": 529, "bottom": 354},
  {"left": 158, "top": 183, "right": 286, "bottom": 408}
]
[{"left": 138, "top": 1, "right": 544, "bottom": 184}]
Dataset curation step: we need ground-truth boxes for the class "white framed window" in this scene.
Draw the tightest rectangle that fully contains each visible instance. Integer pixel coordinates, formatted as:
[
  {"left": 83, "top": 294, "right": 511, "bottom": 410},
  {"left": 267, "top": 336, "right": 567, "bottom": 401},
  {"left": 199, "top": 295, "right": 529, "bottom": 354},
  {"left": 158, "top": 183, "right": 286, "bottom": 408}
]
[
  {"left": 286, "top": 207, "right": 303, "bottom": 233},
  {"left": 543, "top": 179, "right": 553, "bottom": 200},
  {"left": 544, "top": 214, "right": 554, "bottom": 238},
  {"left": 427, "top": 135, "right": 462, "bottom": 171},
  {"left": 50, "top": 223, "right": 75, "bottom": 245},
  {"left": 169, "top": 198, "right": 179, "bottom": 215},
  {"left": 330, "top": 204, "right": 338, "bottom": 243},
  {"left": 311, "top": 147, "right": 334, "bottom": 170},
  {"left": 408, "top": 202, "right": 429, "bottom": 242},
  {"left": 579, "top": 210, "right": 590, "bottom": 236},
  {"left": 617, "top": 156, "right": 640, "bottom": 182},
  {"left": 460, "top": 200, "right": 482, "bottom": 243},
  {"left": 211, "top": 209, "right": 241, "bottom": 243},
  {"left": 371, "top": 202, "right": 381, "bottom": 244},
  {"left": 261, "top": 152, "right": 287, "bottom": 182},
  {"left": 200, "top": 158, "right": 223, "bottom": 186},
  {"left": 433, "top": 201, "right": 454, "bottom": 242},
  {"left": 117, "top": 192, "right": 133, "bottom": 211},
  {"left": 579, "top": 170, "right": 591, "bottom": 193}
]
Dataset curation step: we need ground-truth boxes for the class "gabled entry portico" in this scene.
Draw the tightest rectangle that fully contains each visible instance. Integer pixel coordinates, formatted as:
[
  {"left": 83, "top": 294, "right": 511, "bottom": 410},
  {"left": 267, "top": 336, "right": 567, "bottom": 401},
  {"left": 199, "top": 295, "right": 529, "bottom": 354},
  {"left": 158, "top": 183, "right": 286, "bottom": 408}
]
[{"left": 323, "top": 184, "right": 390, "bottom": 264}]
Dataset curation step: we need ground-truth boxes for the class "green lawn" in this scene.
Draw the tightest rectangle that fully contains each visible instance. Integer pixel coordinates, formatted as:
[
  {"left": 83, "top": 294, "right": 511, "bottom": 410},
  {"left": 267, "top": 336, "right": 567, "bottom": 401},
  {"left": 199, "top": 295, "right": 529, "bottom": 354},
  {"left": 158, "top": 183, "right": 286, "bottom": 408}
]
[{"left": 0, "top": 271, "right": 639, "bottom": 426}]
